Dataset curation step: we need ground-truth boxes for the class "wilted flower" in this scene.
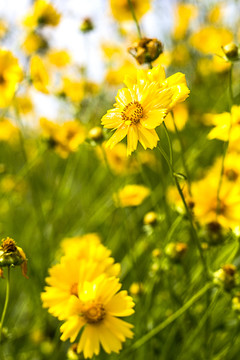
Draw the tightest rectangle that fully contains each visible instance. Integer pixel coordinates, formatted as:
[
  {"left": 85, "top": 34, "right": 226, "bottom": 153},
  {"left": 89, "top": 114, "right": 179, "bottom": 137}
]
[
  {"left": 213, "top": 264, "right": 238, "bottom": 291},
  {"left": 128, "top": 37, "right": 163, "bottom": 65},
  {"left": 0, "top": 237, "right": 28, "bottom": 278}
]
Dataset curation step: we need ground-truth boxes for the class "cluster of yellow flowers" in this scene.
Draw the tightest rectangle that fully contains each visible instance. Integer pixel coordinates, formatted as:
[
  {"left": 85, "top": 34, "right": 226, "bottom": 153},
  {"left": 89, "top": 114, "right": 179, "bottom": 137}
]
[{"left": 41, "top": 234, "right": 135, "bottom": 358}]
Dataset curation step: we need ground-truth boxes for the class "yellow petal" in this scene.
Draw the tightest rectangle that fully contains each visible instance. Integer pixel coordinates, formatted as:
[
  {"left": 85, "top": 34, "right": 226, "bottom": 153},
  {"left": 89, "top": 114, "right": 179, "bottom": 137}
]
[
  {"left": 101, "top": 109, "right": 122, "bottom": 129},
  {"left": 106, "top": 124, "right": 129, "bottom": 149},
  {"left": 137, "top": 123, "right": 159, "bottom": 150},
  {"left": 141, "top": 109, "right": 167, "bottom": 129},
  {"left": 127, "top": 125, "right": 138, "bottom": 156}
]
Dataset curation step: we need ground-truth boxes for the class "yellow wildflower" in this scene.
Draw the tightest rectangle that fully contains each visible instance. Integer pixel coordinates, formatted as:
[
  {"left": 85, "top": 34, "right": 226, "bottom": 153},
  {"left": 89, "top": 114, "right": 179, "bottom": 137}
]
[
  {"left": 30, "top": 55, "right": 50, "bottom": 94},
  {"left": 14, "top": 94, "right": 33, "bottom": 115},
  {"left": 40, "top": 118, "right": 86, "bottom": 158},
  {"left": 102, "top": 65, "right": 189, "bottom": 155},
  {"left": 190, "top": 26, "right": 233, "bottom": 55},
  {"left": 60, "top": 77, "right": 84, "bottom": 103},
  {"left": 172, "top": 3, "right": 198, "bottom": 40},
  {"left": 114, "top": 184, "right": 150, "bottom": 207},
  {"left": 110, "top": 0, "right": 151, "bottom": 22},
  {"left": 47, "top": 49, "right": 71, "bottom": 68},
  {"left": 0, "top": 49, "right": 23, "bottom": 108},
  {"left": 22, "top": 31, "right": 48, "bottom": 55},
  {"left": 60, "top": 274, "right": 134, "bottom": 358},
  {"left": 0, "top": 118, "right": 19, "bottom": 143},
  {"left": 23, "top": 0, "right": 61, "bottom": 28},
  {"left": 164, "top": 103, "right": 189, "bottom": 132}
]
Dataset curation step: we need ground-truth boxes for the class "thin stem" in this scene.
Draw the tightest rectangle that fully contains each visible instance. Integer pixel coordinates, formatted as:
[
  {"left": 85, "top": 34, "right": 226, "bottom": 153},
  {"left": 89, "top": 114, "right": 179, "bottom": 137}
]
[
  {"left": 162, "top": 121, "right": 173, "bottom": 167},
  {"left": 127, "top": 0, "right": 142, "bottom": 38},
  {"left": 171, "top": 113, "right": 192, "bottom": 196},
  {"left": 0, "top": 266, "right": 10, "bottom": 344},
  {"left": 228, "top": 63, "right": 234, "bottom": 107},
  {"left": 122, "top": 283, "right": 213, "bottom": 355}
]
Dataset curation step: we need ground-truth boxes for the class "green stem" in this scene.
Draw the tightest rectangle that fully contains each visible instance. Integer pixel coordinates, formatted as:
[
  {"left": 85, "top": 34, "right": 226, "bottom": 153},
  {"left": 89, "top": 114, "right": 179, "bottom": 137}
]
[
  {"left": 124, "top": 283, "right": 213, "bottom": 354},
  {"left": 127, "top": 0, "right": 142, "bottom": 38},
  {"left": 228, "top": 63, "right": 234, "bottom": 107},
  {"left": 162, "top": 121, "right": 173, "bottom": 167},
  {"left": 0, "top": 266, "right": 10, "bottom": 344},
  {"left": 171, "top": 113, "right": 192, "bottom": 196}
]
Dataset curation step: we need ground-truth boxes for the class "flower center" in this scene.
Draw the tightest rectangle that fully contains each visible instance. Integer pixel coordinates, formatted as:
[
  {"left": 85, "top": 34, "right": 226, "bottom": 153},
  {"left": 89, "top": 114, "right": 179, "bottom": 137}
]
[
  {"left": 121, "top": 101, "right": 143, "bottom": 124},
  {"left": 82, "top": 301, "right": 105, "bottom": 324}
]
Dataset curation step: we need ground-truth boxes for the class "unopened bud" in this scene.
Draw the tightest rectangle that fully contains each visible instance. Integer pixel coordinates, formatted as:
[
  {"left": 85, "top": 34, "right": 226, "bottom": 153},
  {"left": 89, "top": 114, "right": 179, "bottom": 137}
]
[
  {"left": 143, "top": 211, "right": 158, "bottom": 225},
  {"left": 213, "top": 264, "right": 238, "bottom": 291},
  {"left": 80, "top": 18, "right": 94, "bottom": 33},
  {"left": 88, "top": 127, "right": 103, "bottom": 142},
  {"left": 222, "top": 43, "right": 239, "bottom": 61},
  {"left": 165, "top": 242, "right": 188, "bottom": 261},
  {"left": 67, "top": 343, "right": 79, "bottom": 360},
  {"left": 128, "top": 38, "right": 164, "bottom": 65}
]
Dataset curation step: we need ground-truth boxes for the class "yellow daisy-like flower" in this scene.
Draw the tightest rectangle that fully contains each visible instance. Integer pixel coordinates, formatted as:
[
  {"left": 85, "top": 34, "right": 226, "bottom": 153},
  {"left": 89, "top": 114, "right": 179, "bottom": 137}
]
[
  {"left": 0, "top": 118, "right": 19, "bottom": 143},
  {"left": 23, "top": 0, "right": 61, "bottom": 28},
  {"left": 0, "top": 49, "right": 23, "bottom": 108},
  {"left": 30, "top": 55, "right": 50, "bottom": 94},
  {"left": 21, "top": 31, "right": 48, "bottom": 55},
  {"left": 172, "top": 3, "right": 198, "bottom": 40},
  {"left": 114, "top": 184, "right": 150, "bottom": 207},
  {"left": 110, "top": 0, "right": 151, "bottom": 22},
  {"left": 47, "top": 49, "right": 71, "bottom": 68},
  {"left": 60, "top": 274, "right": 134, "bottom": 358},
  {"left": 101, "top": 65, "right": 189, "bottom": 155}
]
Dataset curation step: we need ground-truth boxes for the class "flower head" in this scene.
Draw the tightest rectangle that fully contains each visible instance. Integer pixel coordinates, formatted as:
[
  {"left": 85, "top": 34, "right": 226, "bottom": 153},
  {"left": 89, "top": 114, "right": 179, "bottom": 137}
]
[
  {"left": 0, "top": 237, "right": 28, "bottom": 278},
  {"left": 60, "top": 275, "right": 134, "bottom": 358},
  {"left": 101, "top": 65, "right": 189, "bottom": 155},
  {"left": 23, "top": 0, "right": 61, "bottom": 28},
  {"left": 110, "top": 0, "right": 151, "bottom": 22},
  {"left": 30, "top": 55, "right": 50, "bottom": 94},
  {"left": 114, "top": 184, "right": 150, "bottom": 207}
]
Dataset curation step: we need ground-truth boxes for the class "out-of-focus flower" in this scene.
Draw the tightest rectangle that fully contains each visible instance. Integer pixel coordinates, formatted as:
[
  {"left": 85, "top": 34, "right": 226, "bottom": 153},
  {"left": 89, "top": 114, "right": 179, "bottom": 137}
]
[
  {"left": 0, "top": 49, "right": 23, "bottom": 108},
  {"left": 114, "top": 184, "right": 150, "bottom": 207},
  {"left": 104, "top": 61, "right": 136, "bottom": 86},
  {"left": 40, "top": 118, "right": 86, "bottom": 158},
  {"left": 232, "top": 293, "right": 240, "bottom": 312},
  {"left": 143, "top": 211, "right": 158, "bottom": 225},
  {"left": 172, "top": 3, "right": 198, "bottom": 40},
  {"left": 0, "top": 19, "right": 8, "bottom": 39},
  {"left": 23, "top": 0, "right": 61, "bottom": 29},
  {"left": 0, "top": 237, "right": 28, "bottom": 278},
  {"left": 80, "top": 18, "right": 94, "bottom": 33},
  {"left": 165, "top": 242, "right": 188, "bottom": 261},
  {"left": 88, "top": 127, "right": 104, "bottom": 142},
  {"left": 59, "top": 77, "right": 84, "bottom": 103},
  {"left": 170, "top": 44, "right": 190, "bottom": 67},
  {"left": 14, "top": 94, "right": 33, "bottom": 115},
  {"left": 207, "top": 3, "right": 224, "bottom": 24},
  {"left": 102, "top": 65, "right": 189, "bottom": 155},
  {"left": 222, "top": 43, "right": 239, "bottom": 62},
  {"left": 59, "top": 274, "right": 134, "bottom": 358},
  {"left": 47, "top": 49, "right": 71, "bottom": 68},
  {"left": 128, "top": 37, "right": 163, "bottom": 65},
  {"left": 208, "top": 106, "right": 240, "bottom": 151},
  {"left": 129, "top": 282, "right": 143, "bottom": 296},
  {"left": 213, "top": 264, "right": 238, "bottom": 291},
  {"left": 190, "top": 26, "right": 233, "bottom": 55},
  {"left": 197, "top": 56, "right": 230, "bottom": 76},
  {"left": 0, "top": 118, "right": 19, "bottom": 143},
  {"left": 164, "top": 103, "right": 189, "bottom": 132},
  {"left": 110, "top": 0, "right": 151, "bottom": 22},
  {"left": 22, "top": 31, "right": 48, "bottom": 55},
  {"left": 30, "top": 55, "right": 50, "bottom": 93}
]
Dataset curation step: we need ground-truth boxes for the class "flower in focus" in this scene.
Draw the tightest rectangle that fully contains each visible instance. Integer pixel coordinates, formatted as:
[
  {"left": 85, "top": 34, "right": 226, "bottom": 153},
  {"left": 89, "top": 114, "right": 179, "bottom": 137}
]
[
  {"left": 172, "top": 3, "right": 198, "bottom": 40},
  {"left": 23, "top": 0, "right": 61, "bottom": 28},
  {"left": 40, "top": 118, "right": 86, "bottom": 158},
  {"left": 60, "top": 274, "right": 134, "bottom": 358},
  {"left": 101, "top": 65, "right": 189, "bottom": 155},
  {"left": 114, "top": 184, "right": 150, "bottom": 207},
  {"left": 0, "top": 237, "right": 28, "bottom": 278},
  {"left": 0, "top": 49, "right": 23, "bottom": 108},
  {"left": 110, "top": 0, "right": 151, "bottom": 22},
  {"left": 30, "top": 55, "right": 50, "bottom": 93}
]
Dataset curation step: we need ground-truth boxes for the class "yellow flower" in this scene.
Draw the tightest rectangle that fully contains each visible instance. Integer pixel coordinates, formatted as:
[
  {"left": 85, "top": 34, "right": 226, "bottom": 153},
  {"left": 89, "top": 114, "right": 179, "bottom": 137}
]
[
  {"left": 41, "top": 236, "right": 120, "bottom": 320},
  {"left": 101, "top": 65, "right": 189, "bottom": 155},
  {"left": 0, "top": 49, "right": 23, "bottom": 108},
  {"left": 40, "top": 118, "right": 86, "bottom": 158},
  {"left": 110, "top": 0, "right": 151, "bottom": 22},
  {"left": 30, "top": 55, "right": 50, "bottom": 94},
  {"left": 164, "top": 103, "right": 189, "bottom": 132},
  {"left": 47, "top": 49, "right": 71, "bottom": 68},
  {"left": 23, "top": 0, "right": 61, "bottom": 28},
  {"left": 208, "top": 106, "right": 240, "bottom": 151},
  {"left": 172, "top": 3, "right": 198, "bottom": 40},
  {"left": 0, "top": 118, "right": 19, "bottom": 143},
  {"left": 114, "top": 184, "right": 150, "bottom": 207},
  {"left": 21, "top": 31, "right": 48, "bottom": 55},
  {"left": 0, "top": 19, "right": 8, "bottom": 39},
  {"left": 190, "top": 26, "right": 233, "bottom": 55},
  {"left": 14, "top": 94, "right": 33, "bottom": 115},
  {"left": 60, "top": 77, "right": 84, "bottom": 103},
  {"left": 60, "top": 275, "right": 134, "bottom": 358}
]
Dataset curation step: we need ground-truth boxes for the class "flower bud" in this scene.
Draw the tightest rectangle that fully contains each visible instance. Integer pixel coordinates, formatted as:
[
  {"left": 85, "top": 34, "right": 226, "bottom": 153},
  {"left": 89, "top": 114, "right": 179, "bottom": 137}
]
[
  {"left": 202, "top": 221, "right": 226, "bottom": 246},
  {"left": 222, "top": 43, "right": 239, "bottom": 61},
  {"left": 0, "top": 237, "right": 28, "bottom": 278},
  {"left": 213, "top": 264, "right": 238, "bottom": 291},
  {"left": 129, "top": 282, "right": 144, "bottom": 296},
  {"left": 88, "top": 127, "right": 104, "bottom": 142},
  {"left": 128, "top": 38, "right": 164, "bottom": 65},
  {"left": 143, "top": 211, "right": 158, "bottom": 225},
  {"left": 165, "top": 242, "right": 188, "bottom": 261},
  {"left": 232, "top": 292, "right": 240, "bottom": 312},
  {"left": 67, "top": 343, "right": 79, "bottom": 359},
  {"left": 80, "top": 18, "right": 94, "bottom": 33}
]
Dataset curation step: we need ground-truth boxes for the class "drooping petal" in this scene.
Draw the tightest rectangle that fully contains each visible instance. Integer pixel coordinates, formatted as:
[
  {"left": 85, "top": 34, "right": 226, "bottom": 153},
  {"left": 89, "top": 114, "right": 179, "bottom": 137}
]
[
  {"left": 106, "top": 124, "right": 129, "bottom": 149},
  {"left": 127, "top": 125, "right": 139, "bottom": 156},
  {"left": 141, "top": 109, "right": 167, "bottom": 129},
  {"left": 137, "top": 123, "right": 159, "bottom": 150}
]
